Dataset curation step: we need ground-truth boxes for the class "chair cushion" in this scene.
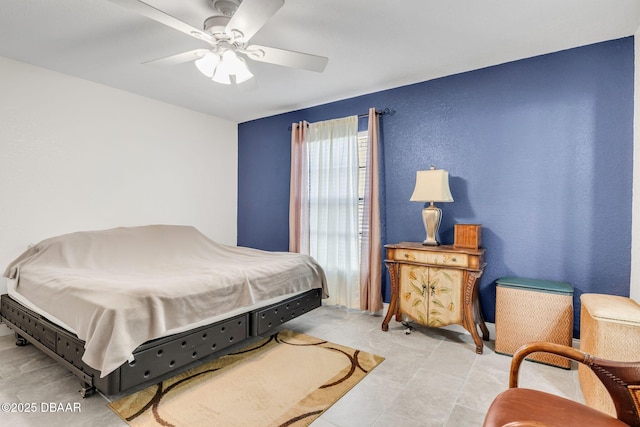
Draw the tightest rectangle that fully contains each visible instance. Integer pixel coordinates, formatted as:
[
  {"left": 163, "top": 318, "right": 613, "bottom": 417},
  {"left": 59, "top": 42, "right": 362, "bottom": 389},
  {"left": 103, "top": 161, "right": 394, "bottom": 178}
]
[{"left": 483, "top": 388, "right": 628, "bottom": 427}]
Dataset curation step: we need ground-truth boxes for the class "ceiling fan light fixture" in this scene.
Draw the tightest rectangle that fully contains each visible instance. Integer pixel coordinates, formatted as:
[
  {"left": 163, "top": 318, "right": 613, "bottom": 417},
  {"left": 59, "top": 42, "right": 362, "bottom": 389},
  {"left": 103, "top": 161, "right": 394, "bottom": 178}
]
[
  {"left": 212, "top": 66, "right": 232, "bottom": 84},
  {"left": 231, "top": 57, "right": 254, "bottom": 83},
  {"left": 211, "top": 50, "right": 253, "bottom": 85},
  {"left": 195, "top": 52, "right": 221, "bottom": 77},
  {"left": 221, "top": 50, "right": 241, "bottom": 68}
]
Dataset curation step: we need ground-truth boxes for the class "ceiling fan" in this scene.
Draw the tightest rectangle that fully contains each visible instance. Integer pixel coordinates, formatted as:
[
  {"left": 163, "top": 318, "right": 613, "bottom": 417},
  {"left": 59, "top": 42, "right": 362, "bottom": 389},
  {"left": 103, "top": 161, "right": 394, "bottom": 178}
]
[{"left": 109, "top": 0, "right": 329, "bottom": 84}]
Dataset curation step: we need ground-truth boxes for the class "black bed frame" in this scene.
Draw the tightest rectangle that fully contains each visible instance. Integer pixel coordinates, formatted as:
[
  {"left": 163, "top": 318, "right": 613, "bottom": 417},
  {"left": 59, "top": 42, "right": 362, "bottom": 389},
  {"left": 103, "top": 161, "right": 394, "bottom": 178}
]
[{"left": 0, "top": 289, "right": 322, "bottom": 397}]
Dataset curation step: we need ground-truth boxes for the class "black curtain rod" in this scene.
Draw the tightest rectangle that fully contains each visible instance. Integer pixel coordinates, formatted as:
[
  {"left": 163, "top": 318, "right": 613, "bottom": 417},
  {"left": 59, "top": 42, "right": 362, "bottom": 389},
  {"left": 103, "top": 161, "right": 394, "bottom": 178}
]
[
  {"left": 289, "top": 107, "right": 394, "bottom": 130},
  {"left": 358, "top": 107, "right": 394, "bottom": 118}
]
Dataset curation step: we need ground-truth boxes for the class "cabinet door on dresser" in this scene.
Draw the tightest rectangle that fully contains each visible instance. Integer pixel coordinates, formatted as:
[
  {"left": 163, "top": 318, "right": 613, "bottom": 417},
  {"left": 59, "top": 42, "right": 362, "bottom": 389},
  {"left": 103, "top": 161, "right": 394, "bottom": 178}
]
[{"left": 398, "top": 265, "right": 463, "bottom": 327}]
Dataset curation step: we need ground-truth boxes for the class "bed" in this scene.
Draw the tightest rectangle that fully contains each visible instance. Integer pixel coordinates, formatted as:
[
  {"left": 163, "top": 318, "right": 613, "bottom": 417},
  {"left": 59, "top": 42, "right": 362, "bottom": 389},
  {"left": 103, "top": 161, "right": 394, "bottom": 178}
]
[{"left": 0, "top": 225, "right": 327, "bottom": 396}]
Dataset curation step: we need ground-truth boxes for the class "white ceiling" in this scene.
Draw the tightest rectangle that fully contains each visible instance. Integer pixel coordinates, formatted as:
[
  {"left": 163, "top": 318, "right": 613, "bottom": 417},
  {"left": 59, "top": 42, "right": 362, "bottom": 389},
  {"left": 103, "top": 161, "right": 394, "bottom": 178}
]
[{"left": 1, "top": 0, "right": 639, "bottom": 123}]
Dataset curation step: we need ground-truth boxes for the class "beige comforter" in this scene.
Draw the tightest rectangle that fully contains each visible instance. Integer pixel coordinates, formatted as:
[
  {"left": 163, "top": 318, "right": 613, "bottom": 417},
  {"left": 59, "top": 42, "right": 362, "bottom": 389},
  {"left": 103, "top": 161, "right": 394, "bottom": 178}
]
[{"left": 4, "top": 225, "right": 327, "bottom": 377}]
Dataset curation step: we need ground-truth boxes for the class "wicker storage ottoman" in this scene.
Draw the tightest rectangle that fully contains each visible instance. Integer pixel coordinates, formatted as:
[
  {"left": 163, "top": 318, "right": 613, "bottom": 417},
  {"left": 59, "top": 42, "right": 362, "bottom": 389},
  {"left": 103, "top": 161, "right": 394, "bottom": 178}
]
[
  {"left": 579, "top": 293, "right": 640, "bottom": 417},
  {"left": 495, "top": 277, "right": 573, "bottom": 369}
]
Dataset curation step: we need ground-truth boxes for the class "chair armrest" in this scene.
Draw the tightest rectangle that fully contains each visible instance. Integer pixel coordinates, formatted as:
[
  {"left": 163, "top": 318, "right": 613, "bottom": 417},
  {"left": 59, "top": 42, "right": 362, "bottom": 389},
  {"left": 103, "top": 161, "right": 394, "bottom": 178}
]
[
  {"left": 509, "top": 341, "right": 640, "bottom": 427},
  {"left": 508, "top": 342, "right": 587, "bottom": 388}
]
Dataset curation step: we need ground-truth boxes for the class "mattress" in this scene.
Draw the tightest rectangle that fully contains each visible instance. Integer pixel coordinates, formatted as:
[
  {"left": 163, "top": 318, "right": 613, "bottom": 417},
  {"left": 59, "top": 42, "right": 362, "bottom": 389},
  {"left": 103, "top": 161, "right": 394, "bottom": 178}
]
[{"left": 4, "top": 225, "right": 327, "bottom": 377}]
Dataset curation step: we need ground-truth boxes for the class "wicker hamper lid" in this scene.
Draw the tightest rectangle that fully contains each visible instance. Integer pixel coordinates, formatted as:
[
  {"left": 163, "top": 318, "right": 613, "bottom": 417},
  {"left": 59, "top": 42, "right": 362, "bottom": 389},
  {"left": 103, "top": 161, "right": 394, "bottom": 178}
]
[
  {"left": 580, "top": 293, "right": 640, "bottom": 325},
  {"left": 496, "top": 276, "right": 573, "bottom": 295}
]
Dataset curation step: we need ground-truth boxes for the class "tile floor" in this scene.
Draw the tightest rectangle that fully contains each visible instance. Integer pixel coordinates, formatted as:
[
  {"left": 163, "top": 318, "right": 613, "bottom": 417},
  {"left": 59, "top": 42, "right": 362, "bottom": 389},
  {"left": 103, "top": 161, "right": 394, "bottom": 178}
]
[{"left": 0, "top": 305, "right": 583, "bottom": 426}]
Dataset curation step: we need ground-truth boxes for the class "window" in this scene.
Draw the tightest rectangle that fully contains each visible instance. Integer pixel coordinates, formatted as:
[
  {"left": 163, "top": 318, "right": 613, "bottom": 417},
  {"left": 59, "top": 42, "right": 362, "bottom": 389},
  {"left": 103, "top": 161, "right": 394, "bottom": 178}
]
[
  {"left": 357, "top": 130, "right": 368, "bottom": 244},
  {"left": 290, "top": 114, "right": 381, "bottom": 312},
  {"left": 306, "top": 117, "right": 360, "bottom": 309}
]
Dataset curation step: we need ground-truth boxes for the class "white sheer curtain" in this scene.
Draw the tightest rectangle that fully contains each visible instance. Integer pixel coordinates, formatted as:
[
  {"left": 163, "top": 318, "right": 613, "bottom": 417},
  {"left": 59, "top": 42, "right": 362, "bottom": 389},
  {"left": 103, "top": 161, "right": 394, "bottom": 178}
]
[{"left": 307, "top": 116, "right": 360, "bottom": 308}]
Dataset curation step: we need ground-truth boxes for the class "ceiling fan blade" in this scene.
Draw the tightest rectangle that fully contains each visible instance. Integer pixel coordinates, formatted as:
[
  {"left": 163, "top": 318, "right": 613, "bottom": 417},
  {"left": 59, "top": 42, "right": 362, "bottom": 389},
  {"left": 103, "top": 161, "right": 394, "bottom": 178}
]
[
  {"left": 246, "top": 45, "right": 328, "bottom": 73},
  {"left": 142, "top": 49, "right": 210, "bottom": 66},
  {"left": 109, "top": 0, "right": 213, "bottom": 43},
  {"left": 225, "top": 0, "right": 284, "bottom": 42}
]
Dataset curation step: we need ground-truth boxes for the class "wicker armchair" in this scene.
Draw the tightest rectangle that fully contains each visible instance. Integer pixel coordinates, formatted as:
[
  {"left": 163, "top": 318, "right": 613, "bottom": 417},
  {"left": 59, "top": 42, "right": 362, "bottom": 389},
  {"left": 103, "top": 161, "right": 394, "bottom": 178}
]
[{"left": 483, "top": 342, "right": 640, "bottom": 427}]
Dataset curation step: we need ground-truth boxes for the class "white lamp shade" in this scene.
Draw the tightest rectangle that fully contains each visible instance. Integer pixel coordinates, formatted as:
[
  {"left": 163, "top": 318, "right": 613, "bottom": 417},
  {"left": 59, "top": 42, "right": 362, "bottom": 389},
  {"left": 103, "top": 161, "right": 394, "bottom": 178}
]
[
  {"left": 410, "top": 169, "right": 454, "bottom": 202},
  {"left": 212, "top": 64, "right": 232, "bottom": 84},
  {"left": 195, "top": 52, "right": 220, "bottom": 78},
  {"left": 211, "top": 50, "right": 254, "bottom": 84},
  {"left": 232, "top": 57, "right": 254, "bottom": 83}
]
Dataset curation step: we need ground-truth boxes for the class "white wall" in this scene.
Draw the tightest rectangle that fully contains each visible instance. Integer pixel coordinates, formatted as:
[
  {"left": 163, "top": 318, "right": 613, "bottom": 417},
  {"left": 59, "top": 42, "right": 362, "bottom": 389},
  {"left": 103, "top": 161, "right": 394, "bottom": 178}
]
[
  {"left": 0, "top": 56, "right": 238, "bottom": 294},
  {"left": 632, "top": 31, "right": 640, "bottom": 303}
]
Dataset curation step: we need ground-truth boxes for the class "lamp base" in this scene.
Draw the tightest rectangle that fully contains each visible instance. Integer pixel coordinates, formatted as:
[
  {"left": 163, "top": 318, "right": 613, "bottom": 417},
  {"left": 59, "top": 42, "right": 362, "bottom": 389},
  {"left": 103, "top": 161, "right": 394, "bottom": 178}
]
[{"left": 421, "top": 203, "right": 442, "bottom": 246}]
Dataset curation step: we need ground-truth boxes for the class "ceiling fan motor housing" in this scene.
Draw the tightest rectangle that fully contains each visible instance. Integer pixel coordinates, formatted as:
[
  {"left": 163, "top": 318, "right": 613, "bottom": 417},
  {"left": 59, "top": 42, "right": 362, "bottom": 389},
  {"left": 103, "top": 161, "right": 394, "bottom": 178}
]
[
  {"left": 211, "top": 0, "right": 241, "bottom": 17},
  {"left": 203, "top": 15, "right": 231, "bottom": 35}
]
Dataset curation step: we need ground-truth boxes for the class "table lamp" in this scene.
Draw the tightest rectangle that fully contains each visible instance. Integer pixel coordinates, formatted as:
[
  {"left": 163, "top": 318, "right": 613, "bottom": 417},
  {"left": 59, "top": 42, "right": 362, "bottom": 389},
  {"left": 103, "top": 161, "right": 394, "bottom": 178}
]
[{"left": 410, "top": 166, "right": 454, "bottom": 245}]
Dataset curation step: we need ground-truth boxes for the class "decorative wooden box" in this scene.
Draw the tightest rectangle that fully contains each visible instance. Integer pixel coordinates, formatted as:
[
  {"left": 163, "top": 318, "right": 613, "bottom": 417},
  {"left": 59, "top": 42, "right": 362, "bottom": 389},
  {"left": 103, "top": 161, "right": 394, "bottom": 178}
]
[{"left": 454, "top": 224, "right": 482, "bottom": 249}]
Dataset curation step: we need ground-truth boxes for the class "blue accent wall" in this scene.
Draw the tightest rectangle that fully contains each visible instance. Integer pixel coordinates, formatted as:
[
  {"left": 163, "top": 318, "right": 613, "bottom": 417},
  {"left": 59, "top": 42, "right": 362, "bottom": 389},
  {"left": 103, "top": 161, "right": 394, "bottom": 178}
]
[{"left": 238, "top": 37, "right": 634, "bottom": 337}]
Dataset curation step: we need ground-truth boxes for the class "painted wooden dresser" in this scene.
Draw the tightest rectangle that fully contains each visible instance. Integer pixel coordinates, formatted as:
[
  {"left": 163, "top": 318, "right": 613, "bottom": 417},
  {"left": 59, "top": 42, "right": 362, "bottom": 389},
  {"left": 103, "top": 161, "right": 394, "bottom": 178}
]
[{"left": 382, "top": 242, "right": 489, "bottom": 354}]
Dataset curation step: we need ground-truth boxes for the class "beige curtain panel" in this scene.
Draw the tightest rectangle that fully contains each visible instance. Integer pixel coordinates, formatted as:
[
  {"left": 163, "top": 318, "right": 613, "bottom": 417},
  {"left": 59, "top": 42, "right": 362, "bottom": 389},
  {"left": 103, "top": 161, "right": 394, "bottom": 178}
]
[
  {"left": 360, "top": 108, "right": 383, "bottom": 313},
  {"left": 289, "top": 121, "right": 309, "bottom": 254}
]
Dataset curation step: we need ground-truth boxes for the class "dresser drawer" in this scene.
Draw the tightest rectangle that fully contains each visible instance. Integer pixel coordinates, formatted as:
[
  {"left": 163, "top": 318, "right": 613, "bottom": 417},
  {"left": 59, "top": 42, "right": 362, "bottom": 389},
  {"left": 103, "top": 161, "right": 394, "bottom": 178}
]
[
  {"left": 391, "top": 248, "right": 470, "bottom": 268},
  {"left": 386, "top": 243, "right": 484, "bottom": 270}
]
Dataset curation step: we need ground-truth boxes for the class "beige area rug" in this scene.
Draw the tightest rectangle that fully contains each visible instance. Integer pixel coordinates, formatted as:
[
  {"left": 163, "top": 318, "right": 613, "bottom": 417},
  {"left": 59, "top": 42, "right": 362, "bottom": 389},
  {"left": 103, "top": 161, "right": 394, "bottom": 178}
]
[{"left": 109, "top": 330, "right": 384, "bottom": 427}]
